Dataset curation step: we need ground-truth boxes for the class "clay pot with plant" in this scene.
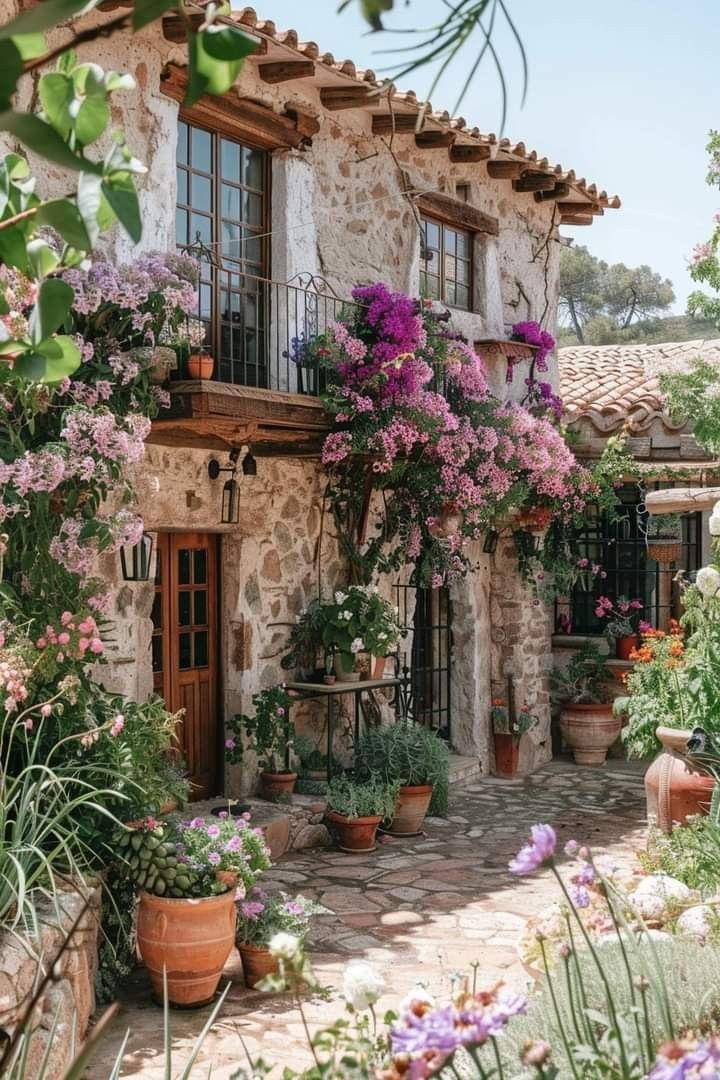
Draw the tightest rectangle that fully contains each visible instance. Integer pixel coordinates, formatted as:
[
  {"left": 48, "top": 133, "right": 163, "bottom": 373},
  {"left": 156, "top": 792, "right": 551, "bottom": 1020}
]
[
  {"left": 325, "top": 776, "right": 399, "bottom": 853},
  {"left": 118, "top": 815, "right": 271, "bottom": 1006},
  {"left": 236, "top": 888, "right": 324, "bottom": 989},
  {"left": 551, "top": 643, "right": 620, "bottom": 766},
  {"left": 594, "top": 595, "right": 645, "bottom": 661},
  {"left": 646, "top": 514, "right": 683, "bottom": 566},
  {"left": 354, "top": 721, "right": 449, "bottom": 834},
  {"left": 490, "top": 699, "right": 538, "bottom": 778},
  {"left": 226, "top": 685, "right": 297, "bottom": 800}
]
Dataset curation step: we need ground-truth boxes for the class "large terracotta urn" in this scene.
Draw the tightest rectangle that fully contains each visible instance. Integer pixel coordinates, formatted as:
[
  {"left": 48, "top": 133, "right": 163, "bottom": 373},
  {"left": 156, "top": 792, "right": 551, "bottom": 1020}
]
[
  {"left": 136, "top": 889, "right": 236, "bottom": 1007},
  {"left": 387, "top": 784, "right": 433, "bottom": 836},
  {"left": 644, "top": 726, "right": 715, "bottom": 833},
  {"left": 559, "top": 703, "right": 621, "bottom": 766}
]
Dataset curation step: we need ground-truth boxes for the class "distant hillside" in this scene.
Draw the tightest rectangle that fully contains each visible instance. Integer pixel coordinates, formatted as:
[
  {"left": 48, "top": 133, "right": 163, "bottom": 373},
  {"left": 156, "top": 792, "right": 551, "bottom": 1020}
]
[{"left": 557, "top": 314, "right": 720, "bottom": 348}]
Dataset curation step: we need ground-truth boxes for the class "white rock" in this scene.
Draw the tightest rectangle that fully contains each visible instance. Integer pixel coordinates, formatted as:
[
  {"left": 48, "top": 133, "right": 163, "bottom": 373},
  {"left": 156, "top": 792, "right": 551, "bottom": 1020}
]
[
  {"left": 633, "top": 874, "right": 691, "bottom": 903},
  {"left": 627, "top": 890, "right": 667, "bottom": 920},
  {"left": 676, "top": 905, "right": 714, "bottom": 942}
]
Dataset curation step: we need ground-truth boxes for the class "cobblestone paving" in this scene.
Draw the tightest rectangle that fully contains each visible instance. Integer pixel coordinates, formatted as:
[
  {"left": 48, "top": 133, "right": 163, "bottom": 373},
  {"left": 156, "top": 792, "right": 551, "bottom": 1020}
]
[{"left": 88, "top": 761, "right": 647, "bottom": 1079}]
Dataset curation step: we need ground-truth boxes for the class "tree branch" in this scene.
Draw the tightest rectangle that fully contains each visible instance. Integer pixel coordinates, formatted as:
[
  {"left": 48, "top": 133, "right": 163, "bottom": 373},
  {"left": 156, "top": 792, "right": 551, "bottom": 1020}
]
[{"left": 22, "top": 11, "right": 132, "bottom": 77}]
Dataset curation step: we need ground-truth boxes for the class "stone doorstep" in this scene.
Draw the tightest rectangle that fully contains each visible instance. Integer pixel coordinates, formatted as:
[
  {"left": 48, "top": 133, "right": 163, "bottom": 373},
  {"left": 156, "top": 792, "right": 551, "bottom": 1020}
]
[{"left": 448, "top": 753, "right": 482, "bottom": 786}]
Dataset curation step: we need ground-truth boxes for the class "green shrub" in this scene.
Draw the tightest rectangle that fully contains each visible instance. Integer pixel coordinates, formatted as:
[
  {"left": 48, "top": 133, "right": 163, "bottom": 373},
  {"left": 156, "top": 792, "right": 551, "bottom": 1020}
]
[
  {"left": 354, "top": 721, "right": 449, "bottom": 816},
  {"left": 326, "top": 776, "right": 398, "bottom": 819}
]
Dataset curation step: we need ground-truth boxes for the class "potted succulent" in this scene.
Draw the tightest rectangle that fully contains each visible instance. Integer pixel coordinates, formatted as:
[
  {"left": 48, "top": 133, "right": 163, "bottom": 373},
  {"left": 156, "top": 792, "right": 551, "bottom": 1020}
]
[
  {"left": 236, "top": 887, "right": 324, "bottom": 989},
  {"left": 325, "top": 776, "right": 399, "bottom": 853},
  {"left": 646, "top": 514, "right": 683, "bottom": 566},
  {"left": 354, "top": 721, "right": 449, "bottom": 834},
  {"left": 226, "top": 686, "right": 297, "bottom": 800},
  {"left": 594, "top": 595, "right": 645, "bottom": 660},
  {"left": 491, "top": 699, "right": 538, "bottom": 778},
  {"left": 118, "top": 813, "right": 271, "bottom": 1006},
  {"left": 550, "top": 642, "right": 620, "bottom": 766}
]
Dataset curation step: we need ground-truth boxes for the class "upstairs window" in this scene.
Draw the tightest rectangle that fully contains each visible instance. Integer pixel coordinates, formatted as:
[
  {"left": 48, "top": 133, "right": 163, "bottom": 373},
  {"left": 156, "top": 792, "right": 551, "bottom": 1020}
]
[{"left": 420, "top": 216, "right": 473, "bottom": 311}]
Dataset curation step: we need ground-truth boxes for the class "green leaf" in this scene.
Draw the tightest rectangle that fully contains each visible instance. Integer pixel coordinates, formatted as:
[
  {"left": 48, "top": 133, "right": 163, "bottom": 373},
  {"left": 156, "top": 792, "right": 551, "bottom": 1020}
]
[
  {"left": 12, "top": 351, "right": 46, "bottom": 380},
  {"left": 74, "top": 93, "right": 110, "bottom": 146},
  {"left": 0, "top": 0, "right": 98, "bottom": 39},
  {"left": 200, "top": 25, "right": 259, "bottom": 62},
  {"left": 101, "top": 174, "right": 141, "bottom": 243},
  {"left": 38, "top": 72, "right": 74, "bottom": 138},
  {"left": 57, "top": 49, "right": 77, "bottom": 75},
  {"left": 0, "top": 224, "right": 29, "bottom": 271},
  {"left": 0, "top": 40, "right": 24, "bottom": 110},
  {"left": 12, "top": 32, "right": 46, "bottom": 61},
  {"left": 185, "top": 29, "right": 253, "bottom": 106},
  {"left": 36, "top": 334, "right": 81, "bottom": 381},
  {"left": 0, "top": 111, "right": 101, "bottom": 174},
  {"left": 132, "top": 0, "right": 177, "bottom": 30},
  {"left": 0, "top": 339, "right": 27, "bottom": 355},
  {"left": 26, "top": 238, "right": 60, "bottom": 279},
  {"left": 28, "top": 279, "right": 75, "bottom": 345},
  {"left": 35, "top": 198, "right": 91, "bottom": 250},
  {"left": 76, "top": 171, "right": 103, "bottom": 247}
]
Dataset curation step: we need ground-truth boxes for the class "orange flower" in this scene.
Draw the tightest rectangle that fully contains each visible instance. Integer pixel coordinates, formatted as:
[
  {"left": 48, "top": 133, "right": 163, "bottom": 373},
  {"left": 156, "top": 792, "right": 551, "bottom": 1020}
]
[
  {"left": 669, "top": 640, "right": 684, "bottom": 657},
  {"left": 633, "top": 645, "right": 655, "bottom": 663},
  {"left": 665, "top": 658, "right": 682, "bottom": 669},
  {"left": 492, "top": 698, "right": 505, "bottom": 707}
]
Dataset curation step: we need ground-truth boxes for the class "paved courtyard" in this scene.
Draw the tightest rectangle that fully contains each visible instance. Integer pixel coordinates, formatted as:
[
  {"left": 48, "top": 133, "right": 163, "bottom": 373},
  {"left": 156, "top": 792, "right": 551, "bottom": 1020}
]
[{"left": 88, "top": 760, "right": 647, "bottom": 1078}]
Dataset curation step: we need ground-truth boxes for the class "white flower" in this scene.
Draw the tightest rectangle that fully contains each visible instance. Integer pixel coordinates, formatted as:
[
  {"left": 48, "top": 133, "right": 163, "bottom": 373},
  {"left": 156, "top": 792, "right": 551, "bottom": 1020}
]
[
  {"left": 335, "top": 590, "right": 347, "bottom": 604},
  {"left": 342, "top": 960, "right": 385, "bottom": 1010},
  {"left": 696, "top": 566, "right": 720, "bottom": 597},
  {"left": 342, "top": 610, "right": 353, "bottom": 621},
  {"left": 350, "top": 637, "right": 365, "bottom": 654},
  {"left": 710, "top": 503, "right": 720, "bottom": 536},
  {"left": 399, "top": 983, "right": 435, "bottom": 1014},
  {"left": 269, "top": 932, "right": 301, "bottom": 960},
  {"left": 378, "top": 632, "right": 387, "bottom": 641}
]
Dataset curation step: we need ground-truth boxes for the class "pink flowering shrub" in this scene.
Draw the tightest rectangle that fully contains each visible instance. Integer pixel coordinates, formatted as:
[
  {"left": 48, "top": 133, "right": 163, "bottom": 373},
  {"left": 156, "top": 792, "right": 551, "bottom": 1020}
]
[{"left": 309, "top": 282, "right": 592, "bottom": 585}]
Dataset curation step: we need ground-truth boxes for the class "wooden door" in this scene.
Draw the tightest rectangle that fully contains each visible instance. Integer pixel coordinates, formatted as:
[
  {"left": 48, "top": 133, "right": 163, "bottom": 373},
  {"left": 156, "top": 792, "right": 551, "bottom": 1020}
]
[{"left": 152, "top": 532, "right": 219, "bottom": 799}]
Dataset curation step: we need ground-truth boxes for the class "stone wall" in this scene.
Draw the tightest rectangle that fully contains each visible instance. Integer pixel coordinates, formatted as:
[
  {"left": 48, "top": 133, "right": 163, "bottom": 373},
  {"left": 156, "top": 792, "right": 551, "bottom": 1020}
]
[{"left": 0, "top": 885, "right": 102, "bottom": 1079}]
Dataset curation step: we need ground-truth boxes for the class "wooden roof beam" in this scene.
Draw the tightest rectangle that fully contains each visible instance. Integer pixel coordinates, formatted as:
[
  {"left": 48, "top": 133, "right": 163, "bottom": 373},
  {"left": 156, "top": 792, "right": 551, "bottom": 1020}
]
[
  {"left": 415, "top": 130, "right": 456, "bottom": 149},
  {"left": 162, "top": 13, "right": 266, "bottom": 52},
  {"left": 560, "top": 213, "right": 595, "bottom": 226},
  {"left": 320, "top": 85, "right": 382, "bottom": 110},
  {"left": 534, "top": 182, "right": 571, "bottom": 203},
  {"left": 645, "top": 487, "right": 720, "bottom": 515},
  {"left": 372, "top": 113, "right": 425, "bottom": 135},
  {"left": 449, "top": 143, "right": 492, "bottom": 163},
  {"left": 557, "top": 201, "right": 604, "bottom": 216},
  {"left": 258, "top": 60, "right": 315, "bottom": 84},
  {"left": 486, "top": 160, "right": 527, "bottom": 180},
  {"left": 513, "top": 172, "right": 557, "bottom": 193}
]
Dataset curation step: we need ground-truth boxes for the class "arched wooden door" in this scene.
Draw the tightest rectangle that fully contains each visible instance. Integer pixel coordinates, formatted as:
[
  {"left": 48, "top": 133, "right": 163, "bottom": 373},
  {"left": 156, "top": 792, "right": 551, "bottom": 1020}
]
[{"left": 152, "top": 532, "right": 220, "bottom": 799}]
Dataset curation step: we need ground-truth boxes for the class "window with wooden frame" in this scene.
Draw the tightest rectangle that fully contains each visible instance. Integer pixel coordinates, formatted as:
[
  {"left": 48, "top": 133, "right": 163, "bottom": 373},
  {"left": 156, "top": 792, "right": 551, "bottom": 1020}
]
[
  {"left": 175, "top": 118, "right": 269, "bottom": 385},
  {"left": 420, "top": 216, "right": 473, "bottom": 311}
]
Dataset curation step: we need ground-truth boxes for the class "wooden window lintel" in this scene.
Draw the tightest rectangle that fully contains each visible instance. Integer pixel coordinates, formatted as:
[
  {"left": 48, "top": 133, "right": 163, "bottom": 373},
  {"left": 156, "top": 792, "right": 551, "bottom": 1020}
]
[{"left": 416, "top": 192, "right": 499, "bottom": 236}]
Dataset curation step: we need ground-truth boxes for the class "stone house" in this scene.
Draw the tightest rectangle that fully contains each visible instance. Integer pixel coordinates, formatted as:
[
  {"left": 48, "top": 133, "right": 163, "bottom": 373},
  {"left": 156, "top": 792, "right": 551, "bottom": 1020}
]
[
  {"left": 13, "top": 4, "right": 621, "bottom": 796},
  {"left": 554, "top": 340, "right": 720, "bottom": 663}
]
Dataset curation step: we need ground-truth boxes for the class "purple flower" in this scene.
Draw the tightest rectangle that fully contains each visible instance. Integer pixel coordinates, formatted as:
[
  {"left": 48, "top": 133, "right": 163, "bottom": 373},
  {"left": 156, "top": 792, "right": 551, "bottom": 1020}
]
[
  {"left": 569, "top": 884, "right": 591, "bottom": 909},
  {"left": 564, "top": 840, "right": 580, "bottom": 856},
  {"left": 208, "top": 851, "right": 221, "bottom": 866},
  {"left": 391, "top": 1005, "right": 460, "bottom": 1057},
  {"left": 189, "top": 816, "right": 204, "bottom": 829},
  {"left": 571, "top": 862, "right": 595, "bottom": 887},
  {"left": 225, "top": 835, "right": 242, "bottom": 853},
  {"left": 491, "top": 986, "right": 527, "bottom": 1025},
  {"left": 207, "top": 824, "right": 220, "bottom": 839},
  {"left": 649, "top": 1037, "right": 720, "bottom": 1079},
  {"left": 240, "top": 900, "right": 265, "bottom": 920},
  {"left": 284, "top": 900, "right": 304, "bottom": 916},
  {"left": 225, "top": 737, "right": 236, "bottom": 750},
  {"left": 509, "top": 824, "right": 557, "bottom": 875}
]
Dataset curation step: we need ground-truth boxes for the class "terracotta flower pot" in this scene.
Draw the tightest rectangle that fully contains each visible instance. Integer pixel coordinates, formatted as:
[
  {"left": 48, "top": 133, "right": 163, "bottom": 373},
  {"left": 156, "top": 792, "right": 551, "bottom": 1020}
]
[
  {"left": 615, "top": 635, "right": 638, "bottom": 661},
  {"left": 238, "top": 943, "right": 280, "bottom": 989},
  {"left": 559, "top": 703, "right": 621, "bottom": 766},
  {"left": 136, "top": 890, "right": 236, "bottom": 1007},
  {"left": 388, "top": 784, "right": 433, "bottom": 836},
  {"left": 647, "top": 540, "right": 683, "bottom": 566},
  {"left": 493, "top": 732, "right": 520, "bottom": 778},
  {"left": 259, "top": 771, "right": 297, "bottom": 800},
  {"left": 187, "top": 352, "right": 214, "bottom": 380},
  {"left": 645, "top": 725, "right": 716, "bottom": 833},
  {"left": 371, "top": 655, "right": 388, "bottom": 680},
  {"left": 148, "top": 346, "right": 178, "bottom": 384},
  {"left": 327, "top": 810, "right": 382, "bottom": 853},
  {"left": 334, "top": 654, "right": 361, "bottom": 682}
]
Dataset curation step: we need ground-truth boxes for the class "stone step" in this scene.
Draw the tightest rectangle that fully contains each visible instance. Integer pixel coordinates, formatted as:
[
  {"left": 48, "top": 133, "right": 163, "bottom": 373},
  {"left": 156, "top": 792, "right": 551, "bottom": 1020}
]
[
  {"left": 172, "top": 794, "right": 330, "bottom": 861},
  {"left": 448, "top": 753, "right": 482, "bottom": 786}
]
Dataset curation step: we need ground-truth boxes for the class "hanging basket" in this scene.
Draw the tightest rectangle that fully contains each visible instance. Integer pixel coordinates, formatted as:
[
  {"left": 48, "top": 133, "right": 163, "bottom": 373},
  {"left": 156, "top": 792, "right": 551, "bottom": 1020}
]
[{"left": 647, "top": 540, "right": 682, "bottom": 566}]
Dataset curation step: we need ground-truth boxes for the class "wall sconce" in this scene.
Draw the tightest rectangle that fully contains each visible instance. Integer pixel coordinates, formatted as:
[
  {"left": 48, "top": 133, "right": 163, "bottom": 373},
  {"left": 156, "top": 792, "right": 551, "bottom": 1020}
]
[
  {"left": 482, "top": 529, "right": 499, "bottom": 554},
  {"left": 515, "top": 530, "right": 540, "bottom": 557},
  {"left": 120, "top": 532, "right": 154, "bottom": 581},
  {"left": 241, "top": 448, "right": 257, "bottom": 476},
  {"left": 208, "top": 448, "right": 241, "bottom": 525}
]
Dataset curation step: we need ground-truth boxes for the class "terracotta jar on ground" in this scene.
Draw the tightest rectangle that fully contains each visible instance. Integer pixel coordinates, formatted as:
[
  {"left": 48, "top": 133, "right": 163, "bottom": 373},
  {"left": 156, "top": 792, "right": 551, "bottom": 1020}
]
[
  {"left": 387, "top": 784, "right": 433, "bottom": 836},
  {"left": 493, "top": 733, "right": 520, "bottom": 778},
  {"left": 136, "top": 889, "right": 237, "bottom": 1007},
  {"left": 615, "top": 635, "right": 638, "bottom": 661},
  {"left": 644, "top": 725, "right": 716, "bottom": 833},
  {"left": 559, "top": 703, "right": 621, "bottom": 766},
  {"left": 327, "top": 811, "right": 382, "bottom": 853},
  {"left": 238, "top": 943, "right": 280, "bottom": 989},
  {"left": 260, "top": 771, "right": 297, "bottom": 800}
]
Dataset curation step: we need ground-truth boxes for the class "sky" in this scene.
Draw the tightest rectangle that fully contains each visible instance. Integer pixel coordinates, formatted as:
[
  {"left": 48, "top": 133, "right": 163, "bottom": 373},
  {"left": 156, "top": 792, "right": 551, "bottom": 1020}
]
[{"left": 241, "top": 0, "right": 720, "bottom": 314}]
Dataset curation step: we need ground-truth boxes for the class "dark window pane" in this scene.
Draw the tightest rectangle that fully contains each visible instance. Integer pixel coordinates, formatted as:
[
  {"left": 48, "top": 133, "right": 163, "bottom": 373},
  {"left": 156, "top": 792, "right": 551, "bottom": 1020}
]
[
  {"left": 221, "top": 183, "right": 240, "bottom": 220},
  {"left": 152, "top": 636, "right": 163, "bottom": 673},
  {"left": 456, "top": 259, "right": 470, "bottom": 284},
  {"left": 199, "top": 284, "right": 212, "bottom": 320},
  {"left": 190, "top": 212, "right": 212, "bottom": 246},
  {"left": 455, "top": 285, "right": 470, "bottom": 310},
  {"left": 244, "top": 293, "right": 258, "bottom": 328},
  {"left": 154, "top": 549, "right": 162, "bottom": 585},
  {"left": 243, "top": 147, "right": 265, "bottom": 189},
  {"left": 191, "top": 173, "right": 212, "bottom": 213},
  {"left": 177, "top": 122, "right": 188, "bottom": 165},
  {"left": 456, "top": 232, "right": 471, "bottom": 258},
  {"left": 243, "top": 230, "right": 262, "bottom": 265},
  {"left": 194, "top": 631, "right": 208, "bottom": 668},
  {"left": 179, "top": 632, "right": 192, "bottom": 670},
  {"left": 446, "top": 255, "right": 457, "bottom": 282},
  {"left": 194, "top": 590, "right": 207, "bottom": 626},
  {"left": 191, "top": 126, "right": 211, "bottom": 171},
  {"left": 445, "top": 229, "right": 456, "bottom": 255},
  {"left": 175, "top": 208, "right": 187, "bottom": 246},
  {"left": 178, "top": 590, "right": 191, "bottom": 627},
  {"left": 243, "top": 192, "right": 263, "bottom": 226},
  {"left": 424, "top": 219, "right": 440, "bottom": 249},
  {"left": 222, "top": 220, "right": 240, "bottom": 259},
  {"left": 176, "top": 168, "right": 188, "bottom": 205},
  {"left": 445, "top": 282, "right": 457, "bottom": 306},
  {"left": 151, "top": 594, "right": 162, "bottom": 629},
  {"left": 221, "top": 138, "right": 241, "bottom": 182},
  {"left": 178, "top": 549, "right": 191, "bottom": 585},
  {"left": 194, "top": 548, "right": 207, "bottom": 584}
]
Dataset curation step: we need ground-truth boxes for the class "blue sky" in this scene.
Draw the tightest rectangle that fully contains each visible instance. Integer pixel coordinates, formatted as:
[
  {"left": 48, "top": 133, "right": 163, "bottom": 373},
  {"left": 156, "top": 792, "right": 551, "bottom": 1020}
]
[{"left": 245, "top": 1, "right": 720, "bottom": 314}]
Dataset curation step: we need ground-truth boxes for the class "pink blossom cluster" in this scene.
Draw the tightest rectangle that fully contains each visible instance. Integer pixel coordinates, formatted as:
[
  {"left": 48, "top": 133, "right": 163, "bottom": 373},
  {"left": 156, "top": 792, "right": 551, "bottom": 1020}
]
[
  {"left": 48, "top": 510, "right": 144, "bottom": 582},
  {"left": 0, "top": 267, "right": 37, "bottom": 348},
  {"left": 63, "top": 252, "right": 197, "bottom": 328},
  {"left": 35, "top": 610, "right": 104, "bottom": 660},
  {"left": 512, "top": 319, "right": 556, "bottom": 372},
  {"left": 0, "top": 646, "right": 31, "bottom": 713}
]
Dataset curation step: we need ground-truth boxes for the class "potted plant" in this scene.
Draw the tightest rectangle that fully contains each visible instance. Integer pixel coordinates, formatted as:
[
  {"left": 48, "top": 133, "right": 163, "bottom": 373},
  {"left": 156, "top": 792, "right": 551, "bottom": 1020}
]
[
  {"left": 595, "top": 595, "right": 645, "bottom": 660},
  {"left": 236, "top": 887, "right": 324, "bottom": 989},
  {"left": 226, "top": 686, "right": 297, "bottom": 800},
  {"left": 319, "top": 586, "right": 402, "bottom": 682},
  {"left": 646, "top": 514, "right": 683, "bottom": 566},
  {"left": 177, "top": 318, "right": 214, "bottom": 380},
  {"left": 491, "top": 699, "right": 538, "bottom": 778},
  {"left": 118, "top": 814, "right": 271, "bottom": 1006},
  {"left": 281, "top": 598, "right": 327, "bottom": 681},
  {"left": 550, "top": 642, "right": 620, "bottom": 766},
  {"left": 354, "top": 721, "right": 449, "bottom": 834},
  {"left": 325, "top": 776, "right": 399, "bottom": 853}
]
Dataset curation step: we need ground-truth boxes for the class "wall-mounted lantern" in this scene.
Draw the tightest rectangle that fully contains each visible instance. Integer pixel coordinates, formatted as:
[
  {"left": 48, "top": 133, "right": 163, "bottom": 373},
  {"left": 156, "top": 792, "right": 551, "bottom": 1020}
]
[
  {"left": 208, "top": 448, "right": 241, "bottom": 525},
  {"left": 241, "top": 449, "right": 257, "bottom": 476},
  {"left": 120, "top": 532, "right": 154, "bottom": 582},
  {"left": 482, "top": 529, "right": 499, "bottom": 555}
]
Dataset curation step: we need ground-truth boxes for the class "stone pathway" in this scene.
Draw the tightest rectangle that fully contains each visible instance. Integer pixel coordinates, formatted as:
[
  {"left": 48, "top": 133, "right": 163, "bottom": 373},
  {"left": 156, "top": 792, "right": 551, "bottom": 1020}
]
[{"left": 87, "top": 760, "right": 647, "bottom": 1079}]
